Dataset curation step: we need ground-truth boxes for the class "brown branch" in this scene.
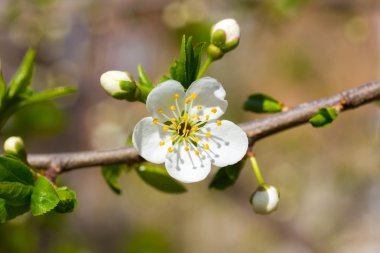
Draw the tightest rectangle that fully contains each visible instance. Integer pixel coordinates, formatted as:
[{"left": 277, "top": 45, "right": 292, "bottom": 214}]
[{"left": 27, "top": 80, "right": 380, "bottom": 172}]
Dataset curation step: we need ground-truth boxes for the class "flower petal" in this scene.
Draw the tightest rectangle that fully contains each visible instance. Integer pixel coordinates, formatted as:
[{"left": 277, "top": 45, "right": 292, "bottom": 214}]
[
  {"left": 186, "top": 77, "right": 227, "bottom": 121},
  {"left": 146, "top": 80, "right": 185, "bottom": 122},
  {"left": 132, "top": 117, "right": 171, "bottom": 164},
  {"left": 165, "top": 143, "right": 212, "bottom": 183},
  {"left": 199, "top": 120, "right": 248, "bottom": 167}
]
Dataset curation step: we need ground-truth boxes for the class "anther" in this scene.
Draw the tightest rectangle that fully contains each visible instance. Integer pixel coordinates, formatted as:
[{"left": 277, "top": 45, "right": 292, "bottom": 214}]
[
  {"left": 185, "top": 98, "right": 191, "bottom": 104},
  {"left": 171, "top": 118, "right": 176, "bottom": 122},
  {"left": 170, "top": 105, "right": 176, "bottom": 111},
  {"left": 205, "top": 115, "right": 210, "bottom": 121},
  {"left": 185, "top": 146, "right": 190, "bottom": 151},
  {"left": 174, "top": 94, "right": 180, "bottom": 99},
  {"left": 193, "top": 137, "right": 199, "bottom": 142},
  {"left": 211, "top": 108, "right": 217, "bottom": 114},
  {"left": 190, "top": 93, "right": 197, "bottom": 99},
  {"left": 203, "top": 144, "right": 209, "bottom": 150},
  {"left": 163, "top": 126, "right": 169, "bottom": 131},
  {"left": 168, "top": 147, "right": 173, "bottom": 153},
  {"left": 153, "top": 118, "right": 159, "bottom": 124},
  {"left": 206, "top": 132, "right": 211, "bottom": 138},
  {"left": 159, "top": 141, "right": 165, "bottom": 146},
  {"left": 197, "top": 105, "right": 203, "bottom": 110},
  {"left": 217, "top": 120, "right": 222, "bottom": 126},
  {"left": 158, "top": 109, "right": 164, "bottom": 113},
  {"left": 194, "top": 150, "right": 200, "bottom": 156}
]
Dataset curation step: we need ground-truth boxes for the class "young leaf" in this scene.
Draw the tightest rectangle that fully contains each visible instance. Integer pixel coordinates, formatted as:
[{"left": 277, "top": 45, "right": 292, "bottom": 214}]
[
  {"left": 0, "top": 199, "right": 6, "bottom": 223},
  {"left": 8, "top": 49, "right": 36, "bottom": 98},
  {"left": 17, "top": 86, "right": 76, "bottom": 108},
  {"left": 137, "top": 65, "right": 154, "bottom": 88},
  {"left": 244, "top": 93, "right": 283, "bottom": 113},
  {"left": 169, "top": 35, "right": 205, "bottom": 89},
  {"left": 54, "top": 187, "right": 77, "bottom": 213},
  {"left": 309, "top": 107, "right": 338, "bottom": 128},
  {"left": 0, "top": 61, "right": 6, "bottom": 110},
  {"left": 101, "top": 165, "right": 125, "bottom": 194},
  {"left": 0, "top": 156, "right": 35, "bottom": 185},
  {"left": 209, "top": 160, "right": 245, "bottom": 190},
  {"left": 136, "top": 164, "right": 186, "bottom": 193},
  {"left": 0, "top": 182, "right": 33, "bottom": 206},
  {"left": 30, "top": 176, "right": 59, "bottom": 216}
]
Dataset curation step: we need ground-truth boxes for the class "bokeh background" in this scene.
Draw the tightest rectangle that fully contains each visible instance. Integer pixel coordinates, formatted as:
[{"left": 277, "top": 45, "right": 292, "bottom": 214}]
[{"left": 1, "top": 0, "right": 380, "bottom": 252}]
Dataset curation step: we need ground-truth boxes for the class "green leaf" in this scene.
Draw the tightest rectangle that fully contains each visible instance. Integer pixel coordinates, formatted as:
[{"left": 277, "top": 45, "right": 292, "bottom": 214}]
[
  {"left": 0, "top": 62, "right": 6, "bottom": 110},
  {"left": 209, "top": 160, "right": 245, "bottom": 190},
  {"left": 30, "top": 176, "right": 59, "bottom": 216},
  {"left": 17, "top": 86, "right": 76, "bottom": 108},
  {"left": 137, "top": 65, "right": 154, "bottom": 88},
  {"left": 0, "top": 198, "right": 30, "bottom": 223},
  {"left": 8, "top": 48, "right": 36, "bottom": 98},
  {"left": 0, "top": 199, "right": 6, "bottom": 223},
  {"left": 244, "top": 93, "right": 283, "bottom": 113},
  {"left": 136, "top": 164, "right": 186, "bottom": 193},
  {"left": 309, "top": 107, "right": 338, "bottom": 128},
  {"left": 54, "top": 187, "right": 77, "bottom": 213},
  {"left": 0, "top": 156, "right": 34, "bottom": 185},
  {"left": 169, "top": 35, "right": 205, "bottom": 89},
  {"left": 101, "top": 165, "right": 125, "bottom": 194},
  {"left": 0, "top": 182, "right": 33, "bottom": 206}
]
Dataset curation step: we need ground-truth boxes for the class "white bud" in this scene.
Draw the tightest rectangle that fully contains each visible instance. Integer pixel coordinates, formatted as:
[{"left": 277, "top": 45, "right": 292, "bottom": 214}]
[
  {"left": 250, "top": 185, "right": 279, "bottom": 215},
  {"left": 4, "top": 136, "right": 26, "bottom": 159},
  {"left": 100, "top": 70, "right": 137, "bottom": 100},
  {"left": 211, "top": 18, "right": 240, "bottom": 51}
]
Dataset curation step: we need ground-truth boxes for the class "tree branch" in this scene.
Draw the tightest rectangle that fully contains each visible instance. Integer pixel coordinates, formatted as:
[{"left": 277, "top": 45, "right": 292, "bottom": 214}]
[{"left": 27, "top": 80, "right": 380, "bottom": 172}]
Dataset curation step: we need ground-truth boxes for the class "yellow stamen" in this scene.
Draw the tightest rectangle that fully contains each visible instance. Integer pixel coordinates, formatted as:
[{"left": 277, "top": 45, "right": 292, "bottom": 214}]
[
  {"left": 163, "top": 126, "right": 169, "bottom": 131},
  {"left": 206, "top": 132, "right": 211, "bottom": 138},
  {"left": 168, "top": 147, "right": 173, "bottom": 153},
  {"left": 171, "top": 118, "right": 176, "bottom": 122},
  {"left": 194, "top": 150, "right": 200, "bottom": 156},
  {"left": 170, "top": 105, "right": 176, "bottom": 111},
  {"left": 170, "top": 136, "right": 176, "bottom": 141},
  {"left": 191, "top": 125, "right": 198, "bottom": 131},
  {"left": 205, "top": 115, "right": 210, "bottom": 121},
  {"left": 185, "top": 98, "right": 191, "bottom": 104},
  {"left": 170, "top": 124, "right": 176, "bottom": 128},
  {"left": 192, "top": 137, "right": 199, "bottom": 143},
  {"left": 217, "top": 120, "right": 222, "bottom": 126},
  {"left": 158, "top": 109, "right": 164, "bottom": 113},
  {"left": 159, "top": 141, "right": 165, "bottom": 146},
  {"left": 153, "top": 118, "right": 159, "bottom": 124},
  {"left": 197, "top": 105, "right": 203, "bottom": 110},
  {"left": 190, "top": 93, "right": 197, "bottom": 99},
  {"left": 184, "top": 146, "right": 190, "bottom": 151},
  {"left": 174, "top": 94, "right": 180, "bottom": 99},
  {"left": 211, "top": 108, "right": 217, "bottom": 114},
  {"left": 203, "top": 144, "right": 209, "bottom": 150}
]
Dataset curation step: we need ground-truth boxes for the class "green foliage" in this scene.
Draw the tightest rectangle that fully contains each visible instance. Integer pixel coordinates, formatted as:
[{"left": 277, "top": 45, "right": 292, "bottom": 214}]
[
  {"left": 169, "top": 35, "right": 205, "bottom": 89},
  {"left": 0, "top": 156, "right": 34, "bottom": 185},
  {"left": 309, "top": 107, "right": 338, "bottom": 128},
  {"left": 54, "top": 187, "right": 77, "bottom": 213},
  {"left": 137, "top": 65, "right": 154, "bottom": 88},
  {"left": 0, "top": 49, "right": 76, "bottom": 130},
  {"left": 136, "top": 164, "right": 186, "bottom": 193},
  {"left": 0, "top": 182, "right": 33, "bottom": 206},
  {"left": 31, "top": 176, "right": 60, "bottom": 216},
  {"left": 7, "top": 48, "right": 36, "bottom": 99},
  {"left": 101, "top": 164, "right": 125, "bottom": 194},
  {"left": 244, "top": 93, "right": 283, "bottom": 113},
  {"left": 209, "top": 161, "right": 245, "bottom": 190}
]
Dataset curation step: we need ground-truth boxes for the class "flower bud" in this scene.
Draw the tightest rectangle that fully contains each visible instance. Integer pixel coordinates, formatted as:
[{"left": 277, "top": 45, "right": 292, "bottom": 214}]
[
  {"left": 211, "top": 18, "right": 240, "bottom": 52},
  {"left": 100, "top": 70, "right": 138, "bottom": 101},
  {"left": 4, "top": 136, "right": 27, "bottom": 160},
  {"left": 250, "top": 184, "right": 279, "bottom": 214},
  {"left": 207, "top": 44, "right": 224, "bottom": 61}
]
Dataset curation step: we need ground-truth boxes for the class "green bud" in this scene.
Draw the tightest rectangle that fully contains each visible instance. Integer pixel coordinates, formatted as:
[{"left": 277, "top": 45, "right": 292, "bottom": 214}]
[
  {"left": 207, "top": 44, "right": 224, "bottom": 61},
  {"left": 4, "top": 136, "right": 27, "bottom": 160},
  {"left": 211, "top": 29, "right": 226, "bottom": 47},
  {"left": 100, "top": 70, "right": 139, "bottom": 101},
  {"left": 250, "top": 184, "right": 279, "bottom": 215}
]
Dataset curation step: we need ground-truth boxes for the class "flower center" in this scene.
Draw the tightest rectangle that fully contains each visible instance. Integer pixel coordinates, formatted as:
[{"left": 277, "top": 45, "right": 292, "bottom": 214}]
[{"left": 153, "top": 92, "right": 222, "bottom": 156}]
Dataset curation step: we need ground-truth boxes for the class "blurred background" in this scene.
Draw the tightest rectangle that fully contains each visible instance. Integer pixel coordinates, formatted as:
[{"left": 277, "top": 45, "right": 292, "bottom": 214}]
[{"left": 1, "top": 0, "right": 380, "bottom": 252}]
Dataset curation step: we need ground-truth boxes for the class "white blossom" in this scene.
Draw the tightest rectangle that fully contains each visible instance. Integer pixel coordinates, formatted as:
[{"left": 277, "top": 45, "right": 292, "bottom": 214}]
[
  {"left": 100, "top": 70, "right": 135, "bottom": 98},
  {"left": 250, "top": 185, "right": 279, "bottom": 214},
  {"left": 211, "top": 18, "right": 240, "bottom": 45},
  {"left": 133, "top": 77, "right": 248, "bottom": 183},
  {"left": 4, "top": 136, "right": 25, "bottom": 157}
]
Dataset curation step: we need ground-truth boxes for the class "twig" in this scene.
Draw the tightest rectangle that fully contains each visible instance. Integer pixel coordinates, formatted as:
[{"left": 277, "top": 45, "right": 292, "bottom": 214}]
[{"left": 27, "top": 80, "right": 380, "bottom": 172}]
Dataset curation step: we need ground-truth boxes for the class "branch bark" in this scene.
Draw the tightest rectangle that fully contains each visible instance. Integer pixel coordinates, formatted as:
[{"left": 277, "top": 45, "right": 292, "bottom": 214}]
[{"left": 27, "top": 80, "right": 380, "bottom": 172}]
